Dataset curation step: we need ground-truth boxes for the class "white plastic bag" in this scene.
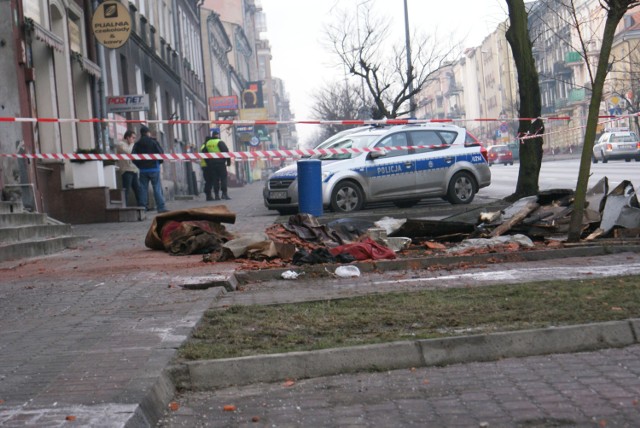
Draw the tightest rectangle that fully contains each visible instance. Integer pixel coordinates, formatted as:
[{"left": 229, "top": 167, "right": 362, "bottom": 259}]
[
  {"left": 281, "top": 270, "right": 301, "bottom": 280},
  {"left": 334, "top": 265, "right": 361, "bottom": 278}
]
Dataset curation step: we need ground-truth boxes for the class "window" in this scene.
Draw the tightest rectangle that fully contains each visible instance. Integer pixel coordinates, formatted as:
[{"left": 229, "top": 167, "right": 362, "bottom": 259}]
[
  {"left": 376, "top": 133, "right": 409, "bottom": 157},
  {"left": 410, "top": 131, "right": 446, "bottom": 154}
]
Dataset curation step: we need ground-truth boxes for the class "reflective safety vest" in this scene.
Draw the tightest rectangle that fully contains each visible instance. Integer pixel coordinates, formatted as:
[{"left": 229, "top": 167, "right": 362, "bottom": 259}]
[{"left": 200, "top": 138, "right": 222, "bottom": 167}]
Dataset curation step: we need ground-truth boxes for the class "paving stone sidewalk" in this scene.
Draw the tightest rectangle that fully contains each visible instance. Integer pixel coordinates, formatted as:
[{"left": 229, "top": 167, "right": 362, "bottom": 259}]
[
  {"left": 2, "top": 180, "right": 640, "bottom": 427},
  {"left": 0, "top": 182, "right": 273, "bottom": 427},
  {"left": 160, "top": 344, "right": 640, "bottom": 427}
]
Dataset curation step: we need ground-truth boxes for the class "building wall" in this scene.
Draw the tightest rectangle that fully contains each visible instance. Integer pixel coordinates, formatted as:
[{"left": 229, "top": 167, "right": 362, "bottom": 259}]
[{"left": 0, "top": 0, "right": 28, "bottom": 196}]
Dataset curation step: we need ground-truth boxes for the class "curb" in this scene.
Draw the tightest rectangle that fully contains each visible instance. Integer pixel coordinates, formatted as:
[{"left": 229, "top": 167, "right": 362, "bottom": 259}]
[
  {"left": 169, "top": 319, "right": 640, "bottom": 391},
  {"left": 234, "top": 244, "right": 640, "bottom": 284}
]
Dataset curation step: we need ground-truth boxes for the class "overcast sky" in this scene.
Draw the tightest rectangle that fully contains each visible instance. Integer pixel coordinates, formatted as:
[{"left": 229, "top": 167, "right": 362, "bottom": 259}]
[{"left": 259, "top": 0, "right": 509, "bottom": 143}]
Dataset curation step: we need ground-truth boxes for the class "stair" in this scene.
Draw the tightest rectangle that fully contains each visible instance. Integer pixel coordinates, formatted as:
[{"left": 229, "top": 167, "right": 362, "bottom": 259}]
[
  {"left": 0, "top": 200, "right": 86, "bottom": 263},
  {"left": 36, "top": 162, "right": 146, "bottom": 224},
  {"left": 106, "top": 189, "right": 146, "bottom": 222}
]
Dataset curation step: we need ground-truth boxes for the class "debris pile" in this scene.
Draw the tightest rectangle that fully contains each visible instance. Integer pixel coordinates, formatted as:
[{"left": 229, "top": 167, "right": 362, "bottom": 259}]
[
  {"left": 145, "top": 177, "right": 640, "bottom": 270},
  {"left": 476, "top": 178, "right": 640, "bottom": 242}
]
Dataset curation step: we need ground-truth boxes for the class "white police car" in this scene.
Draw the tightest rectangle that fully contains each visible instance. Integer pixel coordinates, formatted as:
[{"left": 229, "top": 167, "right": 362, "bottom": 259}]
[{"left": 263, "top": 124, "right": 491, "bottom": 214}]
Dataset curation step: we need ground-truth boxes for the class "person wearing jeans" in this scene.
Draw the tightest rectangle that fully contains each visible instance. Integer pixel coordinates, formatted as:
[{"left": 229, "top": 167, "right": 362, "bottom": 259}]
[
  {"left": 116, "top": 130, "right": 141, "bottom": 206},
  {"left": 132, "top": 125, "right": 168, "bottom": 213}
]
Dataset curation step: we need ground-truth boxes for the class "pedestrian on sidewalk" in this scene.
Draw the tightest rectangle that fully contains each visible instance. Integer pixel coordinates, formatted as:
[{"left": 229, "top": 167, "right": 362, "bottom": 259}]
[
  {"left": 200, "top": 129, "right": 231, "bottom": 200},
  {"left": 132, "top": 125, "right": 168, "bottom": 213},
  {"left": 116, "top": 130, "right": 142, "bottom": 207}
]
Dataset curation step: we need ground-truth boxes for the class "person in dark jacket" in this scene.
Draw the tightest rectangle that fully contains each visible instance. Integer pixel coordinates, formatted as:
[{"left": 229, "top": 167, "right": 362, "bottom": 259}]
[
  {"left": 200, "top": 129, "right": 231, "bottom": 200},
  {"left": 132, "top": 125, "right": 168, "bottom": 213}
]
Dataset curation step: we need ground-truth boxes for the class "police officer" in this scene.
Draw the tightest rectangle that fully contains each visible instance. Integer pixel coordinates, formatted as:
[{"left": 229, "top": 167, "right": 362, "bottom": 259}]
[{"left": 200, "top": 129, "right": 231, "bottom": 201}]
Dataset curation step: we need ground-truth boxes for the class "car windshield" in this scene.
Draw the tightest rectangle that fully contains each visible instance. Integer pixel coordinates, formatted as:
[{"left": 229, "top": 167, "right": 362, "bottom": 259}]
[{"left": 312, "top": 134, "right": 380, "bottom": 160}]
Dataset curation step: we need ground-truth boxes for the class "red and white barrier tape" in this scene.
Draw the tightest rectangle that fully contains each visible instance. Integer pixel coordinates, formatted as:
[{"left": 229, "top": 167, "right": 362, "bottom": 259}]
[
  {"left": 0, "top": 114, "right": 636, "bottom": 126},
  {"left": 0, "top": 144, "right": 451, "bottom": 161}
]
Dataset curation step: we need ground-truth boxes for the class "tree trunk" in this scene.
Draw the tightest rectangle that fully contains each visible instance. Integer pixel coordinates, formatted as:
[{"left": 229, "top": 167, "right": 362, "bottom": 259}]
[
  {"left": 504, "top": 0, "right": 544, "bottom": 201},
  {"left": 567, "top": 4, "right": 630, "bottom": 242}
]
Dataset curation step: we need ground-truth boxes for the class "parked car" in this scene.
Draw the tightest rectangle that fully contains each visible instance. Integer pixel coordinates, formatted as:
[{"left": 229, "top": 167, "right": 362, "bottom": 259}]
[
  {"left": 263, "top": 124, "right": 491, "bottom": 214},
  {"left": 487, "top": 145, "right": 514, "bottom": 166},
  {"left": 507, "top": 141, "right": 520, "bottom": 161},
  {"left": 592, "top": 129, "right": 640, "bottom": 163}
]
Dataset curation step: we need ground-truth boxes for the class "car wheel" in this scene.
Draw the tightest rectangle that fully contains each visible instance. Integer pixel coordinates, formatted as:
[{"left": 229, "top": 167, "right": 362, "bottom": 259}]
[
  {"left": 601, "top": 151, "right": 608, "bottom": 163},
  {"left": 330, "top": 181, "right": 364, "bottom": 213},
  {"left": 625, "top": 158, "right": 631, "bottom": 162},
  {"left": 447, "top": 171, "right": 476, "bottom": 205},
  {"left": 393, "top": 199, "right": 420, "bottom": 209},
  {"left": 592, "top": 154, "right": 598, "bottom": 164}
]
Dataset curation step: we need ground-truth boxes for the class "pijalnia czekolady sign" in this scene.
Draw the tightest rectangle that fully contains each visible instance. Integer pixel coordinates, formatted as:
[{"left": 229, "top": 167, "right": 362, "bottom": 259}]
[{"left": 92, "top": 2, "right": 132, "bottom": 49}]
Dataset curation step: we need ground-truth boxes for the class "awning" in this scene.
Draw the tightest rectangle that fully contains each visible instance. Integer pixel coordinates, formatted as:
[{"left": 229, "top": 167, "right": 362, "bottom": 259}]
[
  {"left": 32, "top": 22, "right": 64, "bottom": 53},
  {"left": 82, "top": 58, "right": 101, "bottom": 78},
  {"left": 71, "top": 51, "right": 102, "bottom": 78}
]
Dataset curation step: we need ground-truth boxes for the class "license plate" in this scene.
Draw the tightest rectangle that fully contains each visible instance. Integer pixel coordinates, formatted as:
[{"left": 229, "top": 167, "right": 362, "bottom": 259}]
[
  {"left": 269, "top": 191, "right": 288, "bottom": 200},
  {"left": 621, "top": 144, "right": 635, "bottom": 149}
]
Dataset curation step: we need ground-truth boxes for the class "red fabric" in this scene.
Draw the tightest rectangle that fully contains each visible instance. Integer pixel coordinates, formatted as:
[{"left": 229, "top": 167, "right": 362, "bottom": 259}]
[{"left": 329, "top": 237, "right": 396, "bottom": 261}]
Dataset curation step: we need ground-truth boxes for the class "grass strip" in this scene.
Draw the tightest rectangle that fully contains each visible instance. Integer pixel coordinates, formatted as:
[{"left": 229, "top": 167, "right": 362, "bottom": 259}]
[{"left": 178, "top": 275, "right": 640, "bottom": 360}]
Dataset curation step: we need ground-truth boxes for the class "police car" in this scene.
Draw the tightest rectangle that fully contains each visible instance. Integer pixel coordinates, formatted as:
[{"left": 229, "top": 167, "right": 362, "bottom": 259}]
[{"left": 263, "top": 124, "right": 491, "bottom": 214}]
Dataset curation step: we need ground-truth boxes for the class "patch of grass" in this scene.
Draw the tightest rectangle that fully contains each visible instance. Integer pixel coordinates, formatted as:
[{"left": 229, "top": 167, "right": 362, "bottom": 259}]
[{"left": 178, "top": 275, "right": 640, "bottom": 360}]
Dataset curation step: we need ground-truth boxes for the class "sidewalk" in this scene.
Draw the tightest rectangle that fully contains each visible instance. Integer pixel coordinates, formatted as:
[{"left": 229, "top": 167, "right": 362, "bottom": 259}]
[
  {"left": 0, "top": 182, "right": 272, "bottom": 427},
  {"left": 1, "top": 180, "right": 639, "bottom": 427}
]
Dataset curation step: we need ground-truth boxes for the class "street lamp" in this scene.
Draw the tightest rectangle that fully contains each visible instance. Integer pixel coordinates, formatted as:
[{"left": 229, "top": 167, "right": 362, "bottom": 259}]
[
  {"left": 356, "top": 0, "right": 370, "bottom": 104},
  {"left": 403, "top": 0, "right": 415, "bottom": 115},
  {"left": 479, "top": 49, "right": 490, "bottom": 141}
]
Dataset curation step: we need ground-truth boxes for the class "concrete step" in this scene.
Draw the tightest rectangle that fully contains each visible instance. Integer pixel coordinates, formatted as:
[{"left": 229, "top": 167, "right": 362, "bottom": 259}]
[
  {"left": 0, "top": 212, "right": 48, "bottom": 227},
  {"left": 0, "top": 235, "right": 86, "bottom": 262},
  {"left": 0, "top": 224, "right": 73, "bottom": 244},
  {"left": 0, "top": 201, "right": 24, "bottom": 214},
  {"left": 105, "top": 207, "right": 146, "bottom": 222}
]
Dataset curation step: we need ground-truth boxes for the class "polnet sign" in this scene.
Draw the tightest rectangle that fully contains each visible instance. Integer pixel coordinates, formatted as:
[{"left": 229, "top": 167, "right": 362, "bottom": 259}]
[{"left": 106, "top": 95, "right": 149, "bottom": 113}]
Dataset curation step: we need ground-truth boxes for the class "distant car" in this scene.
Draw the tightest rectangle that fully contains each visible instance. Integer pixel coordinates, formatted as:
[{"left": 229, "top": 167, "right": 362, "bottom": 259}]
[
  {"left": 592, "top": 130, "right": 640, "bottom": 163},
  {"left": 487, "top": 145, "right": 514, "bottom": 166},
  {"left": 507, "top": 142, "right": 520, "bottom": 161},
  {"left": 263, "top": 123, "right": 491, "bottom": 214}
]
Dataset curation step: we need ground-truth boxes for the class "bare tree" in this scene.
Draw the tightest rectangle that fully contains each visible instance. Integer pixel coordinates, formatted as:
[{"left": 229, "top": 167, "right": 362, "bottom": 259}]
[
  {"left": 567, "top": 0, "right": 640, "bottom": 241},
  {"left": 307, "top": 81, "right": 370, "bottom": 148},
  {"left": 504, "top": 0, "right": 545, "bottom": 200},
  {"left": 326, "top": 2, "right": 459, "bottom": 119}
]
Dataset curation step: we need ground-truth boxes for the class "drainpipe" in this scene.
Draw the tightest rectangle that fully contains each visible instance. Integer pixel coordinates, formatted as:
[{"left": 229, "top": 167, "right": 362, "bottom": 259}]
[{"left": 92, "top": 0, "right": 109, "bottom": 153}]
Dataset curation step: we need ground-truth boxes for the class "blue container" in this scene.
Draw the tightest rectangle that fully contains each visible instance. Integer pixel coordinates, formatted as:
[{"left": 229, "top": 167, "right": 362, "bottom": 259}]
[{"left": 297, "top": 159, "right": 323, "bottom": 217}]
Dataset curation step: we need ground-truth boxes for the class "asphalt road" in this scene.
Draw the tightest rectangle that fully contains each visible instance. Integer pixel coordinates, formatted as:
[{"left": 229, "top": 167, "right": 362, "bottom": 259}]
[{"left": 486, "top": 156, "right": 640, "bottom": 198}]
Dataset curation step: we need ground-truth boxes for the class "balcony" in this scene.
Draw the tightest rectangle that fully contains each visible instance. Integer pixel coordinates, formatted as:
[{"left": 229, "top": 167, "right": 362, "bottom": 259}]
[
  {"left": 565, "top": 51, "right": 582, "bottom": 64},
  {"left": 569, "top": 88, "right": 586, "bottom": 103},
  {"left": 553, "top": 61, "right": 572, "bottom": 75},
  {"left": 554, "top": 98, "right": 569, "bottom": 110},
  {"left": 542, "top": 105, "right": 556, "bottom": 115}
]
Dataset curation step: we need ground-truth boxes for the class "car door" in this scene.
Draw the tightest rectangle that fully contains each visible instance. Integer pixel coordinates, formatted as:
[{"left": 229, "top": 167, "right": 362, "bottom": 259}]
[
  {"left": 365, "top": 132, "right": 418, "bottom": 200},
  {"left": 593, "top": 133, "right": 609, "bottom": 158},
  {"left": 411, "top": 130, "right": 457, "bottom": 195}
]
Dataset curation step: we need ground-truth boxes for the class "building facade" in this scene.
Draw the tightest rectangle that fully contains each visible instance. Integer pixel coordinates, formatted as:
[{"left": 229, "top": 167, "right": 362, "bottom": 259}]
[
  {"left": 414, "top": 0, "right": 639, "bottom": 154},
  {"left": 0, "top": 0, "right": 208, "bottom": 222},
  {"left": 200, "top": 0, "right": 295, "bottom": 183}
]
